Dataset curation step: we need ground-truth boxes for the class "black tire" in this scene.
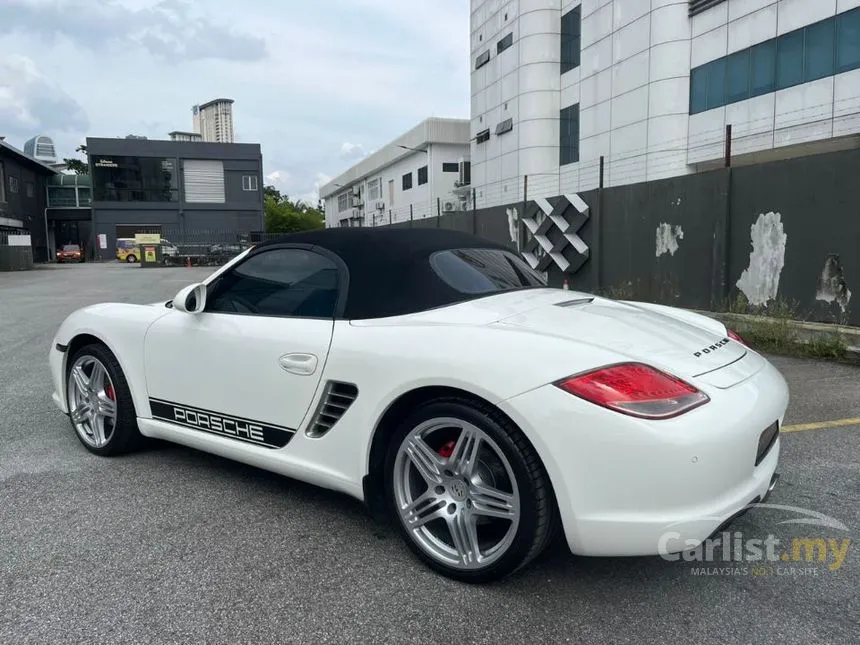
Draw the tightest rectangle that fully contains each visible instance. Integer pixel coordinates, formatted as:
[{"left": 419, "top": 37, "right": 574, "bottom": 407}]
[
  {"left": 126, "top": 255, "right": 137, "bottom": 263},
  {"left": 66, "top": 343, "right": 142, "bottom": 456},
  {"left": 384, "top": 397, "right": 557, "bottom": 583}
]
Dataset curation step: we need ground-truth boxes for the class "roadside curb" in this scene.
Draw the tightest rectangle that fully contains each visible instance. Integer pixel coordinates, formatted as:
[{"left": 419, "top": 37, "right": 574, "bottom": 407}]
[{"left": 696, "top": 310, "right": 860, "bottom": 365}]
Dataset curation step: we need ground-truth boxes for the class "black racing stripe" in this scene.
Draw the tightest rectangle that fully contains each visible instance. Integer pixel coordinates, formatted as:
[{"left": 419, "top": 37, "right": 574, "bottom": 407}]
[{"left": 149, "top": 398, "right": 294, "bottom": 449}]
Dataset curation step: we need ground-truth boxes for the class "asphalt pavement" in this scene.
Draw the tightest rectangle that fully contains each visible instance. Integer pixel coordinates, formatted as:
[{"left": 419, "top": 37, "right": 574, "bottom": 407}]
[{"left": 1, "top": 263, "right": 858, "bottom": 644}]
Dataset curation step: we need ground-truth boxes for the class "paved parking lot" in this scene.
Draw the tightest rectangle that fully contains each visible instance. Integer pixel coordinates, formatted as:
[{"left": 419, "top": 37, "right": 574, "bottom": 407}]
[{"left": 1, "top": 263, "right": 858, "bottom": 644}]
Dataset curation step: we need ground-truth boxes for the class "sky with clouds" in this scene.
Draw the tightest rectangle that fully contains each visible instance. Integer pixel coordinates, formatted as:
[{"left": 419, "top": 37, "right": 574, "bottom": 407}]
[{"left": 0, "top": 0, "right": 469, "bottom": 203}]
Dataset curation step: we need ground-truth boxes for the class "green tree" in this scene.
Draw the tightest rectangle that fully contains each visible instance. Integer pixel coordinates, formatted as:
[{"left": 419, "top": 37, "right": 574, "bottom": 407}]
[
  {"left": 264, "top": 188, "right": 325, "bottom": 234},
  {"left": 63, "top": 144, "right": 89, "bottom": 175}
]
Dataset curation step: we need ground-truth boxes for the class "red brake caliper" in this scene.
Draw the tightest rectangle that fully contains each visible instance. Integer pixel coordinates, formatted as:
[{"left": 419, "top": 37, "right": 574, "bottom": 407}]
[
  {"left": 104, "top": 383, "right": 115, "bottom": 401},
  {"left": 438, "top": 440, "right": 455, "bottom": 459}
]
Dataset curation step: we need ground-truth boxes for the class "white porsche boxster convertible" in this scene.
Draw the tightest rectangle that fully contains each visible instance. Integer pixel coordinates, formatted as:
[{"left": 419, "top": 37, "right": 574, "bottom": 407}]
[{"left": 49, "top": 228, "right": 788, "bottom": 582}]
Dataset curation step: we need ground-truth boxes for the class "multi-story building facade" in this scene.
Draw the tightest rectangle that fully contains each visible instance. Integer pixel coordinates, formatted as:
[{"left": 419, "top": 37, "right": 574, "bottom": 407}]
[
  {"left": 169, "top": 130, "right": 204, "bottom": 142},
  {"left": 319, "top": 118, "right": 472, "bottom": 228},
  {"left": 470, "top": 0, "right": 860, "bottom": 207},
  {"left": 192, "top": 98, "right": 236, "bottom": 143},
  {"left": 86, "top": 137, "right": 263, "bottom": 259}
]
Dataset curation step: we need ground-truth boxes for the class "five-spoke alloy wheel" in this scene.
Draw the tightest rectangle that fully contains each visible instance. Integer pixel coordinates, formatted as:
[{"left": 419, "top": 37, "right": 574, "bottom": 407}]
[
  {"left": 386, "top": 399, "right": 556, "bottom": 583},
  {"left": 66, "top": 343, "right": 141, "bottom": 455}
]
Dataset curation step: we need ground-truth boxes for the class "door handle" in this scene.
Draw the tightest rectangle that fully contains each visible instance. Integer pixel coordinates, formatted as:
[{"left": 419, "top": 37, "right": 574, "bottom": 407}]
[{"left": 278, "top": 353, "right": 318, "bottom": 376}]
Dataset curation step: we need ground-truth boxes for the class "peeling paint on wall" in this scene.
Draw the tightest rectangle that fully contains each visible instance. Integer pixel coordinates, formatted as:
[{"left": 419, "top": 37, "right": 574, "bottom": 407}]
[
  {"left": 736, "top": 211, "right": 787, "bottom": 306},
  {"left": 655, "top": 223, "right": 684, "bottom": 257},
  {"left": 816, "top": 254, "right": 852, "bottom": 312}
]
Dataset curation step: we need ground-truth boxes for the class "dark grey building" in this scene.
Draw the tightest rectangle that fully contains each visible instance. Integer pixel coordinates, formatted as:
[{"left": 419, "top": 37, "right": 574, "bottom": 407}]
[
  {"left": 86, "top": 137, "right": 264, "bottom": 260},
  {"left": 0, "top": 138, "right": 59, "bottom": 263}
]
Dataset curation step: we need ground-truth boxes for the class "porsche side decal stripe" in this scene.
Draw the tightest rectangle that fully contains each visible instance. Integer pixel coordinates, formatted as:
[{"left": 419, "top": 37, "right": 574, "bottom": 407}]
[{"left": 148, "top": 398, "right": 295, "bottom": 449}]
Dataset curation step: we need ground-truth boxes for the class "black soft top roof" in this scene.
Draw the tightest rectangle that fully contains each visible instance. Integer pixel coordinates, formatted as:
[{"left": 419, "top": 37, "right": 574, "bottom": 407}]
[{"left": 254, "top": 228, "right": 514, "bottom": 319}]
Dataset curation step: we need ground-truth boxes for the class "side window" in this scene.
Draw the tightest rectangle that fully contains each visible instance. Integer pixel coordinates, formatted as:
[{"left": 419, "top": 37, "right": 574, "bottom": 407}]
[{"left": 206, "top": 248, "right": 340, "bottom": 318}]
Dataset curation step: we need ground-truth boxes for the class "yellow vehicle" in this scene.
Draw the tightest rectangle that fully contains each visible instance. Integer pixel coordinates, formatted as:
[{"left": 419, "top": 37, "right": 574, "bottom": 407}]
[
  {"left": 116, "top": 237, "right": 179, "bottom": 263},
  {"left": 116, "top": 238, "right": 140, "bottom": 263}
]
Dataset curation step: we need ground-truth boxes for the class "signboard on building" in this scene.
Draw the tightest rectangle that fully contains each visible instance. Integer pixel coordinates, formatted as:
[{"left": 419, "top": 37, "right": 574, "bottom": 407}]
[
  {"left": 134, "top": 233, "right": 161, "bottom": 244},
  {"left": 98, "top": 234, "right": 107, "bottom": 249},
  {"left": 6, "top": 235, "right": 31, "bottom": 247}
]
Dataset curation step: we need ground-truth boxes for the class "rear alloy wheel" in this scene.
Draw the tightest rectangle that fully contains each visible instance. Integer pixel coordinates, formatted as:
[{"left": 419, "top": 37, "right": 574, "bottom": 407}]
[
  {"left": 386, "top": 399, "right": 556, "bottom": 583},
  {"left": 66, "top": 344, "right": 141, "bottom": 455},
  {"left": 126, "top": 255, "right": 137, "bottom": 263}
]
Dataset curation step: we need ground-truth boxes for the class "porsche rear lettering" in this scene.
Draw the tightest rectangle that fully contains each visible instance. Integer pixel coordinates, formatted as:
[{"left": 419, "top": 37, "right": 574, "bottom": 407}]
[
  {"left": 173, "top": 407, "right": 265, "bottom": 442},
  {"left": 694, "top": 338, "right": 730, "bottom": 358},
  {"left": 148, "top": 398, "right": 294, "bottom": 449}
]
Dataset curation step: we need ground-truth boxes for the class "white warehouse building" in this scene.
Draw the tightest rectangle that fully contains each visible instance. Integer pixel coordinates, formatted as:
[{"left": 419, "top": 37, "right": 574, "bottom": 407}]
[
  {"left": 319, "top": 118, "right": 472, "bottom": 228},
  {"left": 470, "top": 0, "right": 860, "bottom": 207}
]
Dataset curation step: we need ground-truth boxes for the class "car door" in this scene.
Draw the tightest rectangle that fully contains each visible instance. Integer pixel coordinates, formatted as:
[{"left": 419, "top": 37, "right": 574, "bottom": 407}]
[{"left": 143, "top": 245, "right": 343, "bottom": 449}]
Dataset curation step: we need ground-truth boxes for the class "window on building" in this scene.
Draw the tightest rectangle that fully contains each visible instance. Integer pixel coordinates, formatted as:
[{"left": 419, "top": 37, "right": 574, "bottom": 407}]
[
  {"left": 402, "top": 172, "right": 413, "bottom": 191},
  {"left": 690, "top": 66, "right": 708, "bottom": 114},
  {"left": 497, "top": 33, "right": 513, "bottom": 54},
  {"left": 726, "top": 49, "right": 750, "bottom": 103},
  {"left": 367, "top": 178, "right": 381, "bottom": 201},
  {"left": 92, "top": 156, "right": 180, "bottom": 202},
  {"left": 337, "top": 193, "right": 350, "bottom": 212},
  {"left": 0, "top": 163, "right": 6, "bottom": 202},
  {"left": 475, "top": 50, "right": 490, "bottom": 70},
  {"left": 206, "top": 248, "right": 340, "bottom": 318},
  {"left": 9, "top": 176, "right": 19, "bottom": 194},
  {"left": 78, "top": 187, "right": 91, "bottom": 206},
  {"left": 476, "top": 129, "right": 490, "bottom": 144},
  {"left": 750, "top": 40, "right": 777, "bottom": 97},
  {"left": 561, "top": 6, "right": 581, "bottom": 74},
  {"left": 776, "top": 30, "right": 804, "bottom": 90},
  {"left": 837, "top": 8, "right": 860, "bottom": 73},
  {"left": 25, "top": 181, "right": 34, "bottom": 198},
  {"left": 442, "top": 162, "right": 459, "bottom": 172},
  {"left": 706, "top": 58, "right": 726, "bottom": 110},
  {"left": 805, "top": 19, "right": 835, "bottom": 82},
  {"left": 242, "top": 175, "right": 259, "bottom": 191},
  {"left": 560, "top": 104, "right": 580, "bottom": 166},
  {"left": 417, "top": 166, "right": 428, "bottom": 185},
  {"left": 47, "top": 186, "right": 77, "bottom": 208},
  {"left": 495, "top": 118, "right": 513, "bottom": 135}
]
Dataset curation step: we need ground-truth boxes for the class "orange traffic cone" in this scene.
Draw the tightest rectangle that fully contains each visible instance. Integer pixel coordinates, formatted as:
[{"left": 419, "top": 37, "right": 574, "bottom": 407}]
[{"left": 186, "top": 256, "right": 192, "bottom": 268}]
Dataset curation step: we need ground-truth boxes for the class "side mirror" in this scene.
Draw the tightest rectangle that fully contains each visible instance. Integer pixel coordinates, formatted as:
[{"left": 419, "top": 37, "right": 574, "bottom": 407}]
[{"left": 173, "top": 283, "right": 207, "bottom": 314}]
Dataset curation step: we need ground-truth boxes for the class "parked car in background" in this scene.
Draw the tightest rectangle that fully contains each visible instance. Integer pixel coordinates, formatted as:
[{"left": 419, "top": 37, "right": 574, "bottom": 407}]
[
  {"left": 116, "top": 237, "right": 179, "bottom": 263},
  {"left": 56, "top": 244, "right": 84, "bottom": 263},
  {"left": 116, "top": 238, "right": 139, "bottom": 263}
]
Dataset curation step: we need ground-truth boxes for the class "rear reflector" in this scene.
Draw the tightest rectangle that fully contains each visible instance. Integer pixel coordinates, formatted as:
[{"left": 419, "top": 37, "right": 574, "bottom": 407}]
[{"left": 556, "top": 363, "right": 709, "bottom": 419}]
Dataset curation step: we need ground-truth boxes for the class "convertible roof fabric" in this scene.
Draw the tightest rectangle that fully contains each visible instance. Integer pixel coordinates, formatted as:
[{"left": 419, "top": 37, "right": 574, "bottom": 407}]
[{"left": 255, "top": 227, "right": 513, "bottom": 319}]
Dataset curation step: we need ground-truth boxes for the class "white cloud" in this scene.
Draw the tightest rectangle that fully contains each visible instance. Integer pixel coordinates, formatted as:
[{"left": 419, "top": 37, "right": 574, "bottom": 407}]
[
  {"left": 265, "top": 170, "right": 290, "bottom": 185},
  {"left": 339, "top": 142, "right": 366, "bottom": 161}
]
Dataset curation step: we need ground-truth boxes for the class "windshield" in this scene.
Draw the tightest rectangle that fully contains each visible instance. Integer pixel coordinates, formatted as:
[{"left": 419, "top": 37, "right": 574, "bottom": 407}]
[
  {"left": 62, "top": 245, "right": 80, "bottom": 251},
  {"left": 429, "top": 248, "right": 546, "bottom": 295}
]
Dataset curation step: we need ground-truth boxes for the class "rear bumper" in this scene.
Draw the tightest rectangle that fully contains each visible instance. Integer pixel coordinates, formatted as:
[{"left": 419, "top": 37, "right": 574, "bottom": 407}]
[{"left": 499, "top": 356, "right": 789, "bottom": 556}]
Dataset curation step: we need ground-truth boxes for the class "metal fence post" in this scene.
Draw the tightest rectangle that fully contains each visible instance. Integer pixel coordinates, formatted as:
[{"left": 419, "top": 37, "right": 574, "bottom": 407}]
[
  {"left": 518, "top": 175, "right": 528, "bottom": 255},
  {"left": 595, "top": 156, "right": 604, "bottom": 292},
  {"left": 410, "top": 204, "right": 414, "bottom": 228},
  {"left": 472, "top": 188, "right": 477, "bottom": 234},
  {"left": 389, "top": 209, "right": 392, "bottom": 226},
  {"left": 437, "top": 197, "right": 441, "bottom": 228}
]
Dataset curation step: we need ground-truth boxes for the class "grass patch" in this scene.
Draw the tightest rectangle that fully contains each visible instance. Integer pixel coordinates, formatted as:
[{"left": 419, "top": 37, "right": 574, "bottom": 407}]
[{"left": 720, "top": 292, "right": 849, "bottom": 360}]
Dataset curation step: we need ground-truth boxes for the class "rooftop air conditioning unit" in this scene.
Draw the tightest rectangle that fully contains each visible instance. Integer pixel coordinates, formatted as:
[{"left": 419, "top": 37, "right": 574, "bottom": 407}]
[
  {"left": 351, "top": 194, "right": 362, "bottom": 207},
  {"left": 443, "top": 201, "right": 456, "bottom": 212},
  {"left": 352, "top": 185, "right": 361, "bottom": 196}
]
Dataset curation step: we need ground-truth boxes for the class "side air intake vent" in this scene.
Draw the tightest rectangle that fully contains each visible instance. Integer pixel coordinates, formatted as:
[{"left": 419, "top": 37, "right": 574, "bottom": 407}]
[{"left": 306, "top": 381, "right": 358, "bottom": 437}]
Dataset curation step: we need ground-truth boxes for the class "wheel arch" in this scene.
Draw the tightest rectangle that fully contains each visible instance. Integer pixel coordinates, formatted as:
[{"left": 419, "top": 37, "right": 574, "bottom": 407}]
[
  {"left": 362, "top": 384, "right": 557, "bottom": 522},
  {"left": 62, "top": 332, "right": 140, "bottom": 416}
]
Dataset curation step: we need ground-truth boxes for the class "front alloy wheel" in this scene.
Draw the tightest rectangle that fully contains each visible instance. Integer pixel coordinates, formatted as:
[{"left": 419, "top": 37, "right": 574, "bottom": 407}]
[
  {"left": 386, "top": 399, "right": 556, "bottom": 582},
  {"left": 68, "top": 355, "right": 117, "bottom": 448},
  {"left": 66, "top": 343, "right": 142, "bottom": 455}
]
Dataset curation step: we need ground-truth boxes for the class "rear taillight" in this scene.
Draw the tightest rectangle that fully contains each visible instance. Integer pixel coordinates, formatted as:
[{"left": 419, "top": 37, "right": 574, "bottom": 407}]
[
  {"left": 727, "top": 329, "right": 747, "bottom": 345},
  {"left": 556, "top": 363, "right": 709, "bottom": 419}
]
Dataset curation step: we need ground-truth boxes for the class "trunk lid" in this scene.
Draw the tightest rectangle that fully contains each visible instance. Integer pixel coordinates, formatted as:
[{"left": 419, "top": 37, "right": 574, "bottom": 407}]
[{"left": 495, "top": 296, "right": 745, "bottom": 379}]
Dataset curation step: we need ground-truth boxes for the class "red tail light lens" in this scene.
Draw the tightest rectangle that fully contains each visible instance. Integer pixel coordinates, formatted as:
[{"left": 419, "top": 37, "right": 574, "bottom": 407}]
[
  {"left": 556, "top": 363, "right": 709, "bottom": 419},
  {"left": 727, "top": 329, "right": 747, "bottom": 345}
]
